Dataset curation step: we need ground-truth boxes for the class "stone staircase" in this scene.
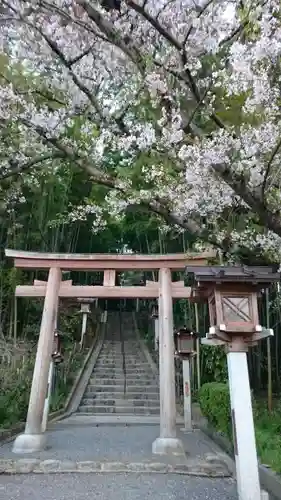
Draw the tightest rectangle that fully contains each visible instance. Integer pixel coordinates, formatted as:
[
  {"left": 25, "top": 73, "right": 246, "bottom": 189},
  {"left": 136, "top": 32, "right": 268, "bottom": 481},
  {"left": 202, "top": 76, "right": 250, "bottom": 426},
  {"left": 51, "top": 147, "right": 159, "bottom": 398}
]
[{"left": 78, "top": 312, "right": 160, "bottom": 416}]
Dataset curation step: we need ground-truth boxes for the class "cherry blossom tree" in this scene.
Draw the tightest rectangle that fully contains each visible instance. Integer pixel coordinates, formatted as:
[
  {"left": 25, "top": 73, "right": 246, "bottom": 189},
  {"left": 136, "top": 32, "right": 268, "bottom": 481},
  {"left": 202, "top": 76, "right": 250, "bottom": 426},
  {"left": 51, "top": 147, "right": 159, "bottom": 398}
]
[{"left": 0, "top": 0, "right": 281, "bottom": 260}]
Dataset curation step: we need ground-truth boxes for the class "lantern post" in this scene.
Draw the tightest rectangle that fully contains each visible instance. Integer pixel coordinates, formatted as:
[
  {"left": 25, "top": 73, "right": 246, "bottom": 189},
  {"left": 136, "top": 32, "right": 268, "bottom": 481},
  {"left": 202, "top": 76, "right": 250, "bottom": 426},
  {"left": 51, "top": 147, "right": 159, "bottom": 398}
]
[
  {"left": 185, "top": 265, "right": 279, "bottom": 500},
  {"left": 41, "top": 329, "right": 63, "bottom": 432},
  {"left": 174, "top": 327, "right": 197, "bottom": 431},
  {"left": 77, "top": 298, "right": 93, "bottom": 349}
]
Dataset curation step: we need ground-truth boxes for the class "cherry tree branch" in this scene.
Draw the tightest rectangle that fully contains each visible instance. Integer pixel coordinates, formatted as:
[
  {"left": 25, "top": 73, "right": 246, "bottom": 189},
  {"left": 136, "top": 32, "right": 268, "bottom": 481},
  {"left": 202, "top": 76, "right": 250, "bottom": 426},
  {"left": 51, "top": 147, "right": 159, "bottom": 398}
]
[
  {"left": 182, "top": 0, "right": 215, "bottom": 48},
  {"left": 262, "top": 136, "right": 281, "bottom": 200},
  {"left": 212, "top": 162, "right": 281, "bottom": 238},
  {"left": 76, "top": 0, "right": 146, "bottom": 72},
  {"left": 0, "top": 152, "right": 64, "bottom": 180},
  {"left": 19, "top": 118, "right": 119, "bottom": 189}
]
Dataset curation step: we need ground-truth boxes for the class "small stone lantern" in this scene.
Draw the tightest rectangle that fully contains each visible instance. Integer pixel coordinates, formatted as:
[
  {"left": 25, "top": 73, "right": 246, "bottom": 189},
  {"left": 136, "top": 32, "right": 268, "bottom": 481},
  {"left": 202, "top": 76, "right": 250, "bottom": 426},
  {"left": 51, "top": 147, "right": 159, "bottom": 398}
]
[{"left": 52, "top": 330, "right": 63, "bottom": 364}]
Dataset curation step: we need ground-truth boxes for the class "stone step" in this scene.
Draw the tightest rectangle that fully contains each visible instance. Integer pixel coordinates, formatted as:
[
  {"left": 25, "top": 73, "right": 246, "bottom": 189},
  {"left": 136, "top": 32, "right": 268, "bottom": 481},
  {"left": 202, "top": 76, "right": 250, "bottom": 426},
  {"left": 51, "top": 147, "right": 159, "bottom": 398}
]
[
  {"left": 91, "top": 371, "right": 156, "bottom": 378},
  {"left": 96, "top": 358, "right": 148, "bottom": 364},
  {"left": 91, "top": 373, "right": 157, "bottom": 379},
  {"left": 94, "top": 364, "right": 152, "bottom": 371},
  {"left": 99, "top": 347, "right": 144, "bottom": 349},
  {"left": 98, "top": 350, "right": 146, "bottom": 355},
  {"left": 96, "top": 358, "right": 153, "bottom": 363},
  {"left": 81, "top": 398, "right": 160, "bottom": 407},
  {"left": 84, "top": 391, "right": 159, "bottom": 400},
  {"left": 78, "top": 405, "right": 160, "bottom": 415},
  {"left": 92, "top": 372, "right": 154, "bottom": 378},
  {"left": 94, "top": 367, "right": 151, "bottom": 373},
  {"left": 89, "top": 378, "right": 157, "bottom": 386},
  {"left": 97, "top": 352, "right": 145, "bottom": 355},
  {"left": 86, "top": 384, "right": 159, "bottom": 393},
  {"left": 94, "top": 365, "right": 152, "bottom": 370},
  {"left": 98, "top": 350, "right": 146, "bottom": 354},
  {"left": 96, "top": 356, "right": 150, "bottom": 362}
]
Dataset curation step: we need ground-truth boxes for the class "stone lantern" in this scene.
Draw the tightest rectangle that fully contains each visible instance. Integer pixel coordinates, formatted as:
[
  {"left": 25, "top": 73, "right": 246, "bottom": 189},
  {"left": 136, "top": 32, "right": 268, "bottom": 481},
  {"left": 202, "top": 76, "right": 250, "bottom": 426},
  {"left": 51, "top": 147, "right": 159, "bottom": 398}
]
[{"left": 185, "top": 265, "right": 280, "bottom": 500}]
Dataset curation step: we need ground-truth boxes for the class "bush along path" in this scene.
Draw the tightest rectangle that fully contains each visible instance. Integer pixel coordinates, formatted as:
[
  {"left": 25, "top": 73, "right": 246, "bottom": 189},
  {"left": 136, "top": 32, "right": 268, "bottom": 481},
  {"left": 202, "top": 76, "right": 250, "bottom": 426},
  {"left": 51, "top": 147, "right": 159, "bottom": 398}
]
[
  {"left": 0, "top": 336, "right": 88, "bottom": 433},
  {"left": 198, "top": 382, "right": 281, "bottom": 475}
]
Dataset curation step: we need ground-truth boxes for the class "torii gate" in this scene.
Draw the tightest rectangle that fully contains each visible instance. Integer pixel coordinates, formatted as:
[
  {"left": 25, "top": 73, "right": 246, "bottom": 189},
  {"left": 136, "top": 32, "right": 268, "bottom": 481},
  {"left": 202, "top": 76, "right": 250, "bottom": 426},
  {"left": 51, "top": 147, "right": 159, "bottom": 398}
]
[{"left": 5, "top": 248, "right": 214, "bottom": 455}]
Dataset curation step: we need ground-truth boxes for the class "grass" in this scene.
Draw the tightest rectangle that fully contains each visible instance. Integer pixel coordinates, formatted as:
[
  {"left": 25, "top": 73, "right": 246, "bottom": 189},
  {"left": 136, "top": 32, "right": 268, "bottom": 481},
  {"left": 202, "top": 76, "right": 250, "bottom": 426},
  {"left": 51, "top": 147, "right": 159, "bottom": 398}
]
[{"left": 254, "top": 400, "right": 281, "bottom": 474}]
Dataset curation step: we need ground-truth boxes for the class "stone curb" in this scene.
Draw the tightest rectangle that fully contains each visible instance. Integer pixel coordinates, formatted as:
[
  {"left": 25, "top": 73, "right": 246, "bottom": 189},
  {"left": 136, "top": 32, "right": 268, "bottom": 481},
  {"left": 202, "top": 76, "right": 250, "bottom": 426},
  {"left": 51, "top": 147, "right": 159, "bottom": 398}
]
[{"left": 0, "top": 458, "right": 231, "bottom": 477}]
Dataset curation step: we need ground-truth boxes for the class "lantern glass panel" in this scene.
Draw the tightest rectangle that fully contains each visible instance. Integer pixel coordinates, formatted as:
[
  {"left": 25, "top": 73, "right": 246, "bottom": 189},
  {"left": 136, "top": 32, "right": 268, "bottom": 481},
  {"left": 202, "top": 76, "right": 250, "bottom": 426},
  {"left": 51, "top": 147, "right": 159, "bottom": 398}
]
[
  {"left": 209, "top": 297, "right": 217, "bottom": 325},
  {"left": 179, "top": 336, "right": 194, "bottom": 352},
  {"left": 81, "top": 304, "right": 90, "bottom": 314},
  {"left": 222, "top": 295, "right": 251, "bottom": 323},
  {"left": 52, "top": 335, "right": 59, "bottom": 354}
]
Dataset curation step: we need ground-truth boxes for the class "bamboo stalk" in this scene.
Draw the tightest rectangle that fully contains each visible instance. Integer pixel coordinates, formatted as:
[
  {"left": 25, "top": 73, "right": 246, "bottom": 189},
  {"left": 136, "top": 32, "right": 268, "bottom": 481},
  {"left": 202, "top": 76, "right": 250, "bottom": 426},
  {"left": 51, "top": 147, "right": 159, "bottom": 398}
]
[
  {"left": 195, "top": 302, "right": 201, "bottom": 390},
  {"left": 13, "top": 296, "right": 17, "bottom": 347},
  {"left": 276, "top": 282, "right": 280, "bottom": 393},
  {"left": 265, "top": 288, "right": 272, "bottom": 413}
]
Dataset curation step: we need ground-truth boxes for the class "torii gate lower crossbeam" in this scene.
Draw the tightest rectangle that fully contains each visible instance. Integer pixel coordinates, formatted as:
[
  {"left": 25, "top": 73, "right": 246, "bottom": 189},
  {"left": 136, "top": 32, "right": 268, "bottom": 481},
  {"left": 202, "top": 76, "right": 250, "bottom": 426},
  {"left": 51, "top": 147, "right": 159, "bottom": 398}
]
[{"left": 5, "top": 249, "right": 214, "bottom": 455}]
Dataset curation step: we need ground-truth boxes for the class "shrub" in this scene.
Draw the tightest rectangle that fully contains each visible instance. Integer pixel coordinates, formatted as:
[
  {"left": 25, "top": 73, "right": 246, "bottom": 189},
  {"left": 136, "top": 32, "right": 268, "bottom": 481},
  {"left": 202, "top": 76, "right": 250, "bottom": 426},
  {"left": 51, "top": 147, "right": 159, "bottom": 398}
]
[
  {"left": 198, "top": 382, "right": 281, "bottom": 474},
  {"left": 198, "top": 382, "right": 232, "bottom": 439},
  {"left": 0, "top": 341, "right": 86, "bottom": 428}
]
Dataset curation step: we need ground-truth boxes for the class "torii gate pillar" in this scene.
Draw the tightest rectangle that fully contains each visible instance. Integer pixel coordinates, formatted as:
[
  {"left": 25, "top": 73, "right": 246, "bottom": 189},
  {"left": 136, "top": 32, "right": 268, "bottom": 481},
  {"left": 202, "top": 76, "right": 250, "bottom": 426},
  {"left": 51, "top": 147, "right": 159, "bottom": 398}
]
[
  {"left": 152, "top": 268, "right": 184, "bottom": 456},
  {"left": 13, "top": 267, "right": 61, "bottom": 454}
]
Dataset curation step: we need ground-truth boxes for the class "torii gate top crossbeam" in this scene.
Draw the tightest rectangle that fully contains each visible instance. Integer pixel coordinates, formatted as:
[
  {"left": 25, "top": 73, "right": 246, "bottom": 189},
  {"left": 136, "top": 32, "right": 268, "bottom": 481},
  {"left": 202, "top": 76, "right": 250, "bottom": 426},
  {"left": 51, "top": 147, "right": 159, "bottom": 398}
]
[{"left": 5, "top": 249, "right": 215, "bottom": 271}]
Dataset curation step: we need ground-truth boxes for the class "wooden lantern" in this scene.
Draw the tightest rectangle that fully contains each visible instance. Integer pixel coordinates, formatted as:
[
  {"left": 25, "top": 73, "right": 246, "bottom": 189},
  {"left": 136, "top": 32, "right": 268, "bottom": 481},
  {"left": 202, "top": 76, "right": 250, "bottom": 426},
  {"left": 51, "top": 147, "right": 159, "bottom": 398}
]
[
  {"left": 174, "top": 327, "right": 195, "bottom": 356},
  {"left": 52, "top": 330, "right": 63, "bottom": 364},
  {"left": 207, "top": 288, "right": 259, "bottom": 334},
  {"left": 185, "top": 265, "right": 280, "bottom": 340}
]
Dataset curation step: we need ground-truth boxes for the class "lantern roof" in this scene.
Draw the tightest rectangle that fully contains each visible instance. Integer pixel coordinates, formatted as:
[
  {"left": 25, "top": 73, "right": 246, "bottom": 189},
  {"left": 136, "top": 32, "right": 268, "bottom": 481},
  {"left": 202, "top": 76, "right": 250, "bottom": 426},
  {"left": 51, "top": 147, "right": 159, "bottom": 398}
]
[{"left": 185, "top": 265, "right": 280, "bottom": 286}]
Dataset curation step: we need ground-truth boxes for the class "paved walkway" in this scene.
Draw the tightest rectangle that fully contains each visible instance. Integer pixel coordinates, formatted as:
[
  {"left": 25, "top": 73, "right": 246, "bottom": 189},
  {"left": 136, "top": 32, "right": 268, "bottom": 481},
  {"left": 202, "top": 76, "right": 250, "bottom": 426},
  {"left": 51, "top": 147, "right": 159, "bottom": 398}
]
[{"left": 0, "top": 415, "right": 237, "bottom": 499}]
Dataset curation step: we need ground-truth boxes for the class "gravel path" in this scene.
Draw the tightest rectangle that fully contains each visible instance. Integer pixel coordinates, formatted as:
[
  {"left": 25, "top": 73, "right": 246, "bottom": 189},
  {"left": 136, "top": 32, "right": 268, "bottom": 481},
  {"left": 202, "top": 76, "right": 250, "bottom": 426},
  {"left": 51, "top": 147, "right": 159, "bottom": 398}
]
[
  {"left": 0, "top": 473, "right": 237, "bottom": 500},
  {"left": 0, "top": 419, "right": 237, "bottom": 497},
  {"left": 0, "top": 421, "right": 225, "bottom": 463}
]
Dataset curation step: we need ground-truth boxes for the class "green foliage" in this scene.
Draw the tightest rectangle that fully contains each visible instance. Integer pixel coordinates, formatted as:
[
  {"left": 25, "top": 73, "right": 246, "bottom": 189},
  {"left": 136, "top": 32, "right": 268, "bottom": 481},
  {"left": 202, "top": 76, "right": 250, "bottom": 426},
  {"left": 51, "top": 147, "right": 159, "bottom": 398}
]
[
  {"left": 200, "top": 345, "right": 228, "bottom": 384},
  {"left": 0, "top": 356, "right": 35, "bottom": 428},
  {"left": 199, "top": 383, "right": 281, "bottom": 474},
  {"left": 252, "top": 400, "right": 281, "bottom": 473},
  {"left": 50, "top": 340, "right": 85, "bottom": 412},
  {"left": 0, "top": 310, "right": 87, "bottom": 429},
  {"left": 0, "top": 341, "right": 86, "bottom": 429},
  {"left": 198, "top": 382, "right": 232, "bottom": 438}
]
